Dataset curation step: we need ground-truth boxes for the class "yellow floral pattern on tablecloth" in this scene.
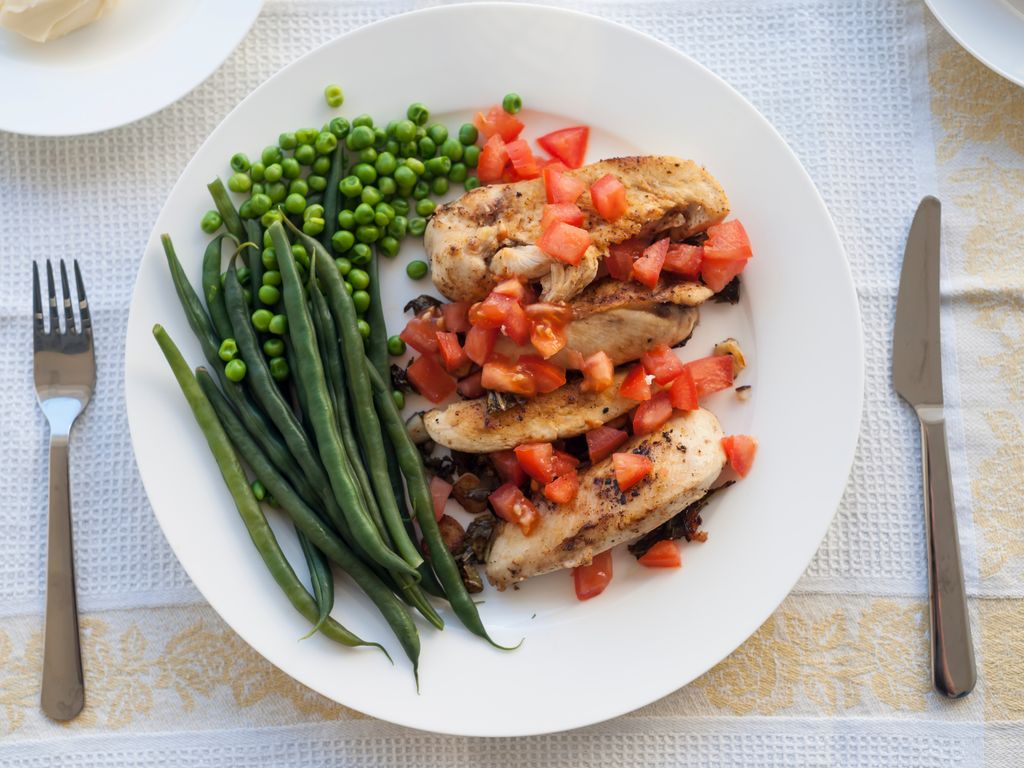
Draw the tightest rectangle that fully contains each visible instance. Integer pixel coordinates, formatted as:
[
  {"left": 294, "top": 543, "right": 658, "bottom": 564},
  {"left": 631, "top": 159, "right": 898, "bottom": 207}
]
[{"left": 980, "top": 600, "right": 1024, "bottom": 721}]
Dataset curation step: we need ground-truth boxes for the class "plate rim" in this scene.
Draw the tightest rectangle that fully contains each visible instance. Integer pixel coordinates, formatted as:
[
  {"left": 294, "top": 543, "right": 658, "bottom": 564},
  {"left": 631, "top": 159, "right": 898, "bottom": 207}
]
[{"left": 924, "top": 0, "right": 1024, "bottom": 89}]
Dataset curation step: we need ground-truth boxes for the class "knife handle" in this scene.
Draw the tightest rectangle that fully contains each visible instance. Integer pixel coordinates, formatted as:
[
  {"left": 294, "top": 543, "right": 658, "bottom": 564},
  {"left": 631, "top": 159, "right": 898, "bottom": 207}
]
[{"left": 917, "top": 405, "right": 976, "bottom": 698}]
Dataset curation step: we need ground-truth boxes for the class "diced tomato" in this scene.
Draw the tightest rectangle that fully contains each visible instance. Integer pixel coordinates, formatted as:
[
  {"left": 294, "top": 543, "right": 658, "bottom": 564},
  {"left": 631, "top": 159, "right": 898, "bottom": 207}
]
[
  {"left": 473, "top": 105, "right": 525, "bottom": 143},
  {"left": 682, "top": 355, "right": 734, "bottom": 398},
  {"left": 589, "top": 173, "right": 628, "bottom": 221},
  {"left": 489, "top": 482, "right": 540, "bottom": 536},
  {"left": 619, "top": 362, "right": 652, "bottom": 401},
  {"left": 399, "top": 316, "right": 439, "bottom": 355},
  {"left": 721, "top": 434, "right": 758, "bottom": 477},
  {"left": 481, "top": 356, "right": 535, "bottom": 397},
  {"left": 501, "top": 166, "right": 520, "bottom": 183},
  {"left": 524, "top": 302, "right": 573, "bottom": 324},
  {"left": 407, "top": 354, "right": 457, "bottom": 403},
  {"left": 701, "top": 257, "right": 748, "bottom": 293},
  {"left": 669, "top": 369, "right": 698, "bottom": 410},
  {"left": 573, "top": 549, "right": 612, "bottom": 600},
  {"left": 537, "top": 126, "right": 589, "bottom": 169},
  {"left": 441, "top": 301, "right": 472, "bottom": 333},
  {"left": 477, "top": 134, "right": 510, "bottom": 184},
  {"left": 520, "top": 355, "right": 566, "bottom": 394},
  {"left": 633, "top": 391, "right": 673, "bottom": 436},
  {"left": 464, "top": 325, "right": 497, "bottom": 366},
  {"left": 704, "top": 220, "right": 752, "bottom": 260},
  {"left": 586, "top": 426, "right": 629, "bottom": 463},
  {"left": 530, "top": 318, "right": 568, "bottom": 359},
  {"left": 542, "top": 165, "right": 587, "bottom": 204},
  {"left": 491, "top": 449, "right": 527, "bottom": 486},
  {"left": 491, "top": 278, "right": 532, "bottom": 304},
  {"left": 544, "top": 470, "right": 579, "bottom": 504},
  {"left": 468, "top": 293, "right": 512, "bottom": 329},
  {"left": 637, "top": 540, "right": 681, "bottom": 568},
  {"left": 631, "top": 237, "right": 669, "bottom": 289},
  {"left": 605, "top": 238, "right": 646, "bottom": 281},
  {"left": 430, "top": 475, "right": 452, "bottom": 521},
  {"left": 550, "top": 449, "right": 580, "bottom": 478},
  {"left": 537, "top": 221, "right": 591, "bottom": 266},
  {"left": 535, "top": 156, "right": 562, "bottom": 170},
  {"left": 514, "top": 442, "right": 556, "bottom": 483},
  {"left": 436, "top": 331, "right": 470, "bottom": 375},
  {"left": 540, "top": 203, "right": 584, "bottom": 231},
  {"left": 505, "top": 138, "right": 540, "bottom": 180},
  {"left": 640, "top": 344, "right": 683, "bottom": 385},
  {"left": 565, "top": 349, "right": 586, "bottom": 370},
  {"left": 580, "top": 350, "right": 614, "bottom": 393},
  {"left": 457, "top": 370, "right": 485, "bottom": 399},
  {"left": 663, "top": 243, "right": 703, "bottom": 280},
  {"left": 501, "top": 300, "right": 531, "bottom": 345},
  {"left": 612, "top": 452, "right": 654, "bottom": 491}
]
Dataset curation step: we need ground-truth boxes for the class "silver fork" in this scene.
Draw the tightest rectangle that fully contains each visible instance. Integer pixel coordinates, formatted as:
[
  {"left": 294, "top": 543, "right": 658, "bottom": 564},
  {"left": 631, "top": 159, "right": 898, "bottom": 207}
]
[{"left": 32, "top": 260, "right": 95, "bottom": 721}]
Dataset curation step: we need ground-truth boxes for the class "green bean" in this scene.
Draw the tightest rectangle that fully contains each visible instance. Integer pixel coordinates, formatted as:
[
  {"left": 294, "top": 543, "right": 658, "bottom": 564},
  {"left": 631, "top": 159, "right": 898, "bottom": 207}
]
[
  {"left": 319, "top": 140, "right": 346, "bottom": 252},
  {"left": 245, "top": 220, "right": 266, "bottom": 310},
  {"left": 269, "top": 222, "right": 420, "bottom": 578},
  {"left": 201, "top": 235, "right": 235, "bottom": 340},
  {"left": 296, "top": 527, "right": 334, "bottom": 639},
  {"left": 195, "top": 368, "right": 418, "bottom": 671},
  {"left": 367, "top": 363, "right": 517, "bottom": 649},
  {"left": 207, "top": 177, "right": 245, "bottom": 240},
  {"left": 152, "top": 326, "right": 379, "bottom": 652}
]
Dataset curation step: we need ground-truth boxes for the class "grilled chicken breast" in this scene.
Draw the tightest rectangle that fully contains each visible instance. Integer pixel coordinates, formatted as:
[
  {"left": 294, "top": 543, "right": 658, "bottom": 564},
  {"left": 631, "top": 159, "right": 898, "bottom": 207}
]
[
  {"left": 426, "top": 156, "right": 729, "bottom": 303},
  {"left": 486, "top": 409, "right": 726, "bottom": 589}
]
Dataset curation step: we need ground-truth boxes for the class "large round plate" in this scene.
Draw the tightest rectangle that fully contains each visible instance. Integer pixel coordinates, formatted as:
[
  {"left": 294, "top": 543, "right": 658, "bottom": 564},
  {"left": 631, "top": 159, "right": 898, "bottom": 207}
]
[
  {"left": 125, "top": 4, "right": 862, "bottom": 736},
  {"left": 0, "top": 0, "right": 263, "bottom": 136},
  {"left": 925, "top": 0, "right": 1024, "bottom": 88}
]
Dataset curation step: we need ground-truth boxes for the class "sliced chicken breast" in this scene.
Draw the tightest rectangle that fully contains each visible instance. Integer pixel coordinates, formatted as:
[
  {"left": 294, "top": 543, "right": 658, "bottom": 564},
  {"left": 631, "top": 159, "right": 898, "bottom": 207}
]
[
  {"left": 426, "top": 156, "right": 729, "bottom": 303},
  {"left": 486, "top": 409, "right": 726, "bottom": 589}
]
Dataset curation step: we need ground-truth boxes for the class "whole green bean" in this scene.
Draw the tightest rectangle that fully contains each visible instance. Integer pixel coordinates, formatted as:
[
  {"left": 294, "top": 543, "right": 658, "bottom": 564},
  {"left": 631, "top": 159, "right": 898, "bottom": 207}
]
[
  {"left": 208, "top": 177, "right": 245, "bottom": 240},
  {"left": 319, "top": 141, "right": 346, "bottom": 251},
  {"left": 201, "top": 234, "right": 235, "bottom": 340},
  {"left": 367, "top": 363, "right": 518, "bottom": 650},
  {"left": 297, "top": 528, "right": 334, "bottom": 639},
  {"left": 152, "top": 325, "right": 380, "bottom": 653},
  {"left": 268, "top": 222, "right": 419, "bottom": 578},
  {"left": 245, "top": 220, "right": 267, "bottom": 310},
  {"left": 196, "top": 368, "right": 419, "bottom": 673}
]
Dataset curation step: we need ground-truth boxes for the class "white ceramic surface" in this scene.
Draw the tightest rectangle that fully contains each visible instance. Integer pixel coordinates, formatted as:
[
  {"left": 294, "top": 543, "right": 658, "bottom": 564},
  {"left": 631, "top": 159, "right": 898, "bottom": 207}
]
[
  {"left": 125, "top": 4, "right": 863, "bottom": 736},
  {"left": 0, "top": 0, "right": 264, "bottom": 136},
  {"left": 925, "top": 0, "right": 1024, "bottom": 88}
]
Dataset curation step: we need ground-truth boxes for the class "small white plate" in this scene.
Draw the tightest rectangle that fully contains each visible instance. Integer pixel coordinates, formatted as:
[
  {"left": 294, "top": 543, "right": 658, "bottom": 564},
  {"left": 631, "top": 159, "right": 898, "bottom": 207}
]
[
  {"left": 125, "top": 4, "right": 863, "bottom": 736},
  {"left": 0, "top": 0, "right": 263, "bottom": 136},
  {"left": 925, "top": 0, "right": 1024, "bottom": 88}
]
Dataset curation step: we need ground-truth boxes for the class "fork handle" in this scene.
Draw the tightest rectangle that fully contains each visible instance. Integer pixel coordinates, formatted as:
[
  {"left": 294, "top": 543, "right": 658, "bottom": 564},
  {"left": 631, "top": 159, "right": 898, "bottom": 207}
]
[{"left": 41, "top": 434, "right": 84, "bottom": 721}]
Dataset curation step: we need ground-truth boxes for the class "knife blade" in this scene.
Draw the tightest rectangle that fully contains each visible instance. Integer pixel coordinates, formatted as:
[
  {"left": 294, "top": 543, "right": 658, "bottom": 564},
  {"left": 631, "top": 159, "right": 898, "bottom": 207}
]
[{"left": 893, "top": 195, "right": 976, "bottom": 698}]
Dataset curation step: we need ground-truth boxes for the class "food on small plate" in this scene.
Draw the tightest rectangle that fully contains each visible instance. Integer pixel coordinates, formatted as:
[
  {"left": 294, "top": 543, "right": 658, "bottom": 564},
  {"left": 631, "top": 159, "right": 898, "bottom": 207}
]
[
  {"left": 0, "top": 0, "right": 114, "bottom": 42},
  {"left": 486, "top": 409, "right": 727, "bottom": 590},
  {"left": 425, "top": 156, "right": 729, "bottom": 303}
]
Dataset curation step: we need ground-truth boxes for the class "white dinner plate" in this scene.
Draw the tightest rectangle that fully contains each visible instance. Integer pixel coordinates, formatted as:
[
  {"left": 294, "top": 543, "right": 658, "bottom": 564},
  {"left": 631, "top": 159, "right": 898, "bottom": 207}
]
[
  {"left": 0, "top": 0, "right": 263, "bottom": 136},
  {"left": 125, "top": 4, "right": 863, "bottom": 736},
  {"left": 925, "top": 0, "right": 1024, "bottom": 88}
]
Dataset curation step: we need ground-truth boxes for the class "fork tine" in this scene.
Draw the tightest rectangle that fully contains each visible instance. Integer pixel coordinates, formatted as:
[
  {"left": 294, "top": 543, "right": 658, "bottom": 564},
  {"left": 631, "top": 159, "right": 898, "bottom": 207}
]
[
  {"left": 73, "top": 260, "right": 91, "bottom": 334},
  {"left": 59, "top": 260, "right": 76, "bottom": 334},
  {"left": 32, "top": 262, "right": 45, "bottom": 335},
  {"left": 45, "top": 260, "right": 60, "bottom": 333}
]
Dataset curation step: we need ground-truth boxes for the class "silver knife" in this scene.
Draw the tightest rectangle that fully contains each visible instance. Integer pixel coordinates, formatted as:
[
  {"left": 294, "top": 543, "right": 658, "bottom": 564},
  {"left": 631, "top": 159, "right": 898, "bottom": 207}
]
[{"left": 893, "top": 195, "right": 976, "bottom": 698}]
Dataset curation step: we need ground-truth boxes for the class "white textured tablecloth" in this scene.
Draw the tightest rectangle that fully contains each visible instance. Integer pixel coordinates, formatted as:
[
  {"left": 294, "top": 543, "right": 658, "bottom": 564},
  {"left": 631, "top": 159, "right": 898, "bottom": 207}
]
[{"left": 2, "top": 1, "right": 1023, "bottom": 765}]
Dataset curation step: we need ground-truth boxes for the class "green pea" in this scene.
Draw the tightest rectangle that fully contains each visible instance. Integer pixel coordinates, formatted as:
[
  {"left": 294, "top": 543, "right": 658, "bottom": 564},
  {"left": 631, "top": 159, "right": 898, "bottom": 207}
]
[
  {"left": 238, "top": 199, "right": 255, "bottom": 219},
  {"left": 373, "top": 151, "right": 397, "bottom": 177},
  {"left": 373, "top": 127, "right": 387, "bottom": 148},
  {"left": 346, "top": 124, "right": 375, "bottom": 150},
  {"left": 418, "top": 136, "right": 436, "bottom": 158},
  {"left": 393, "top": 165, "right": 416, "bottom": 189},
  {"left": 449, "top": 163, "right": 468, "bottom": 183},
  {"left": 353, "top": 202, "right": 375, "bottom": 225},
  {"left": 262, "top": 247, "right": 278, "bottom": 269},
  {"left": 465, "top": 176, "right": 481, "bottom": 191},
  {"left": 258, "top": 284, "right": 281, "bottom": 305},
  {"left": 329, "top": 117, "right": 350, "bottom": 138},
  {"left": 250, "top": 162, "right": 266, "bottom": 182},
  {"left": 324, "top": 84, "right": 344, "bottom": 108},
  {"left": 358, "top": 147, "right": 378, "bottom": 164},
  {"left": 243, "top": 287, "right": 253, "bottom": 305},
  {"left": 303, "top": 204, "right": 324, "bottom": 222},
  {"left": 200, "top": 210, "right": 222, "bottom": 233},
  {"left": 225, "top": 358, "right": 247, "bottom": 382},
  {"left": 464, "top": 144, "right": 480, "bottom": 168},
  {"left": 357, "top": 319, "right": 372, "bottom": 339},
  {"left": 332, "top": 230, "right": 355, "bottom": 253},
  {"left": 262, "top": 269, "right": 281, "bottom": 286},
  {"left": 289, "top": 178, "right": 309, "bottom": 197},
  {"left": 387, "top": 215, "right": 408, "bottom": 239},
  {"left": 375, "top": 202, "right": 395, "bottom": 221},
  {"left": 344, "top": 281, "right": 354, "bottom": 295},
  {"left": 250, "top": 194, "right": 273, "bottom": 217},
  {"left": 230, "top": 152, "right": 250, "bottom": 172},
  {"left": 459, "top": 123, "right": 479, "bottom": 145},
  {"left": 252, "top": 309, "right": 273, "bottom": 331},
  {"left": 415, "top": 198, "right": 436, "bottom": 217},
  {"left": 261, "top": 145, "right": 283, "bottom": 165},
  {"left": 268, "top": 313, "right": 288, "bottom": 335},
  {"left": 426, "top": 156, "right": 451, "bottom": 176},
  {"left": 263, "top": 338, "right": 285, "bottom": 358},
  {"left": 269, "top": 357, "right": 290, "bottom": 381},
  {"left": 218, "top": 338, "right": 238, "bottom": 361},
  {"left": 312, "top": 156, "right": 331, "bottom": 176},
  {"left": 261, "top": 208, "right": 284, "bottom": 228},
  {"left": 353, "top": 163, "right": 377, "bottom": 185},
  {"left": 432, "top": 177, "right": 449, "bottom": 196},
  {"left": 373, "top": 211, "right": 388, "bottom": 228},
  {"left": 409, "top": 217, "right": 427, "bottom": 237},
  {"left": 284, "top": 193, "right": 306, "bottom": 214},
  {"left": 378, "top": 235, "right": 400, "bottom": 258},
  {"left": 377, "top": 176, "right": 397, "bottom": 197},
  {"left": 294, "top": 144, "right": 316, "bottom": 165},
  {"left": 315, "top": 131, "right": 337, "bottom": 155},
  {"left": 440, "top": 138, "right": 463, "bottom": 162},
  {"left": 339, "top": 175, "right": 363, "bottom": 199},
  {"left": 407, "top": 102, "right": 429, "bottom": 125},
  {"left": 395, "top": 119, "right": 416, "bottom": 142},
  {"left": 302, "top": 217, "right": 325, "bottom": 236},
  {"left": 393, "top": 390, "right": 407, "bottom": 409},
  {"left": 236, "top": 266, "right": 251, "bottom": 284},
  {"left": 348, "top": 268, "right": 370, "bottom": 290},
  {"left": 412, "top": 180, "right": 430, "bottom": 200},
  {"left": 281, "top": 157, "right": 301, "bottom": 179},
  {"left": 263, "top": 163, "right": 283, "bottom": 183},
  {"left": 351, "top": 113, "right": 372, "bottom": 128},
  {"left": 387, "top": 335, "right": 406, "bottom": 356},
  {"left": 502, "top": 92, "right": 523, "bottom": 114},
  {"left": 361, "top": 186, "right": 382, "bottom": 207},
  {"left": 356, "top": 225, "right": 380, "bottom": 244},
  {"left": 267, "top": 182, "right": 287, "bottom": 203},
  {"left": 391, "top": 198, "right": 410, "bottom": 217},
  {"left": 399, "top": 140, "right": 418, "bottom": 158},
  {"left": 406, "top": 260, "right": 428, "bottom": 280},
  {"left": 308, "top": 174, "right": 327, "bottom": 192},
  {"left": 296, "top": 127, "right": 317, "bottom": 145},
  {"left": 337, "top": 209, "right": 356, "bottom": 230},
  {"left": 228, "top": 172, "right": 252, "bottom": 193},
  {"left": 350, "top": 243, "right": 372, "bottom": 266},
  {"left": 250, "top": 183, "right": 266, "bottom": 197},
  {"left": 335, "top": 256, "right": 352, "bottom": 275},
  {"left": 428, "top": 123, "right": 448, "bottom": 145},
  {"left": 352, "top": 289, "right": 371, "bottom": 313},
  {"left": 251, "top": 480, "right": 267, "bottom": 501},
  {"left": 278, "top": 132, "right": 297, "bottom": 150},
  {"left": 263, "top": 229, "right": 274, "bottom": 248}
]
